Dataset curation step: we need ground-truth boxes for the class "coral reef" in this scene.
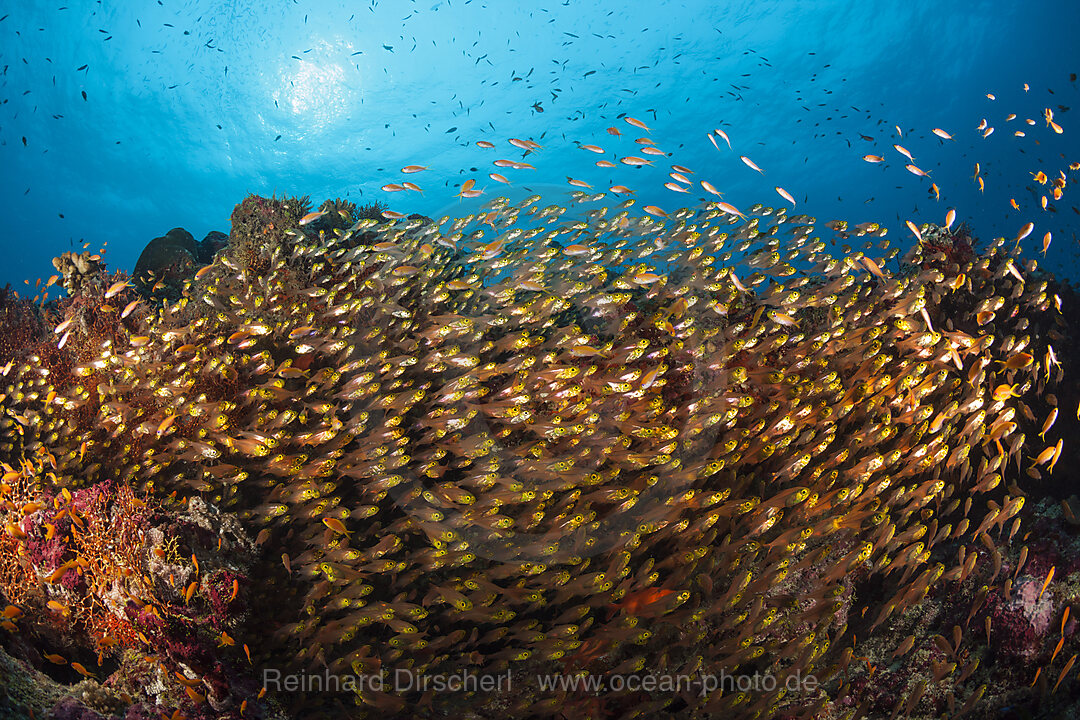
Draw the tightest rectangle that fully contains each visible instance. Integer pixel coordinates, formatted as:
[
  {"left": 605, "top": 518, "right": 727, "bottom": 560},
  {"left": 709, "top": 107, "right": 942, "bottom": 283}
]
[
  {"left": 919, "top": 221, "right": 979, "bottom": 269},
  {"left": 0, "top": 284, "right": 50, "bottom": 366},
  {"left": 0, "top": 641, "right": 70, "bottom": 719},
  {"left": 830, "top": 495, "right": 1080, "bottom": 720},
  {"left": 1, "top": 467, "right": 263, "bottom": 717},
  {"left": 198, "top": 231, "right": 229, "bottom": 264},
  {"left": 132, "top": 228, "right": 199, "bottom": 300},
  {"left": 132, "top": 229, "right": 229, "bottom": 301},
  {"left": 226, "top": 193, "right": 311, "bottom": 273},
  {"left": 52, "top": 251, "right": 106, "bottom": 297},
  {"left": 0, "top": 189, "right": 1072, "bottom": 719}
]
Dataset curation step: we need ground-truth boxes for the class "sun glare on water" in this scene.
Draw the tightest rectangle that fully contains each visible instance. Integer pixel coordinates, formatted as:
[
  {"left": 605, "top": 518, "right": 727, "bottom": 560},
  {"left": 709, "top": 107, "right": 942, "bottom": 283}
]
[{"left": 272, "top": 42, "right": 358, "bottom": 132}]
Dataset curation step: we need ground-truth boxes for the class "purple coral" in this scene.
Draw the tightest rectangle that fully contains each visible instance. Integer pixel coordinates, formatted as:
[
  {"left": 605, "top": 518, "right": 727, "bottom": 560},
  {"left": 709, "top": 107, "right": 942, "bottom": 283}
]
[
  {"left": 49, "top": 697, "right": 106, "bottom": 720},
  {"left": 1010, "top": 576, "right": 1056, "bottom": 637}
]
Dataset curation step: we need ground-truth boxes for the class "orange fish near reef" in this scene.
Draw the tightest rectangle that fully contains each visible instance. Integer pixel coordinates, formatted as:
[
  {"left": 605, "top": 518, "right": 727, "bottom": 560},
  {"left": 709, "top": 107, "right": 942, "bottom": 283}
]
[
  {"left": 322, "top": 517, "right": 352, "bottom": 536},
  {"left": 120, "top": 299, "right": 141, "bottom": 319},
  {"left": 611, "top": 588, "right": 675, "bottom": 618},
  {"left": 70, "top": 661, "right": 95, "bottom": 679},
  {"left": 104, "top": 280, "right": 130, "bottom": 299},
  {"left": 299, "top": 210, "right": 328, "bottom": 226}
]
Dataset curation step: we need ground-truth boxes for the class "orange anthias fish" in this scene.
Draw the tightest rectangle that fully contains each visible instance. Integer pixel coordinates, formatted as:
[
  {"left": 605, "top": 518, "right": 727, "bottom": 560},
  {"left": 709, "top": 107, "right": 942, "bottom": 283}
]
[
  {"left": 120, "top": 298, "right": 141, "bottom": 319},
  {"left": 716, "top": 201, "right": 745, "bottom": 219},
  {"left": 1015, "top": 222, "right": 1034, "bottom": 242},
  {"left": 508, "top": 138, "right": 540, "bottom": 152},
  {"left": 700, "top": 180, "right": 723, "bottom": 197},
  {"left": 70, "top": 661, "right": 95, "bottom": 679},
  {"left": 456, "top": 179, "right": 477, "bottom": 199},
  {"left": 610, "top": 588, "right": 675, "bottom": 618},
  {"left": 299, "top": 210, "right": 328, "bottom": 226},
  {"left": 740, "top": 155, "right": 765, "bottom": 174},
  {"left": 322, "top": 517, "right": 352, "bottom": 536},
  {"left": 104, "top": 279, "right": 130, "bottom": 299},
  {"left": 1038, "top": 566, "right": 1055, "bottom": 602}
]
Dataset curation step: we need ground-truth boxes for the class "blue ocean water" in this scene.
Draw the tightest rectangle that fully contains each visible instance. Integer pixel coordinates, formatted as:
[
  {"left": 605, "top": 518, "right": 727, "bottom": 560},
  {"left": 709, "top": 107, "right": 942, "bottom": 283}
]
[
  {"left": 0, "top": 0, "right": 1077, "bottom": 290},
  {"left": 1, "top": 5, "right": 1079, "bottom": 718}
]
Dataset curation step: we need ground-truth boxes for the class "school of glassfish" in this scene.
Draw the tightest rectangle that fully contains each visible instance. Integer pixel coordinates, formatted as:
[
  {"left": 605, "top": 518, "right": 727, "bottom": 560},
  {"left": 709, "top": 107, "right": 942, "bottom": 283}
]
[{"left": 0, "top": 91, "right": 1075, "bottom": 719}]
